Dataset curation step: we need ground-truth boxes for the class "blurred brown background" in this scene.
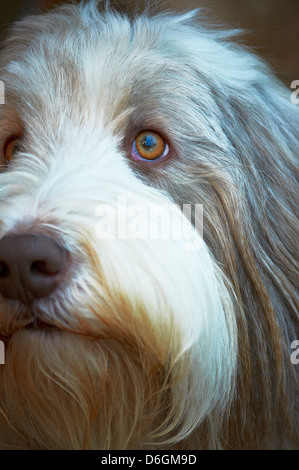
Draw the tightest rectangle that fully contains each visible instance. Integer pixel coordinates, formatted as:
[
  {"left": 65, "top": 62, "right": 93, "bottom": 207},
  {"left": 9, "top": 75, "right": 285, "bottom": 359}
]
[{"left": 0, "top": 0, "right": 298, "bottom": 85}]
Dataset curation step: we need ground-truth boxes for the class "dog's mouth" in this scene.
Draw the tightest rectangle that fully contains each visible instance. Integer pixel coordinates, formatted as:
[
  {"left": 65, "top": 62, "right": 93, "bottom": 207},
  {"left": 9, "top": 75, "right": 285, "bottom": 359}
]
[
  {"left": 0, "top": 319, "right": 59, "bottom": 343},
  {"left": 25, "top": 318, "right": 58, "bottom": 331}
]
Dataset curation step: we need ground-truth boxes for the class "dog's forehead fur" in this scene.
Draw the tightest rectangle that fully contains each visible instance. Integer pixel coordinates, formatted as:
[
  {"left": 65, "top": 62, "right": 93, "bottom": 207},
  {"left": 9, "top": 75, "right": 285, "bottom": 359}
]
[
  {"left": 0, "top": 2, "right": 270, "bottom": 151},
  {"left": 1, "top": 7, "right": 187, "bottom": 122}
]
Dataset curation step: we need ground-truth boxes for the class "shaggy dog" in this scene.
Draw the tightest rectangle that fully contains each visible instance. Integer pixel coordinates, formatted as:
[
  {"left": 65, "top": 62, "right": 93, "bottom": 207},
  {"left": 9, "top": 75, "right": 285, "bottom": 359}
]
[{"left": 0, "top": 0, "right": 298, "bottom": 449}]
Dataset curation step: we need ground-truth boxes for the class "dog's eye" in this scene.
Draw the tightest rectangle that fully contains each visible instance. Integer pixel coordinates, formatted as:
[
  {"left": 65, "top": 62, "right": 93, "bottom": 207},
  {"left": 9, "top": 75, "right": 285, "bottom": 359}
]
[
  {"left": 3, "top": 135, "right": 21, "bottom": 163},
  {"left": 131, "top": 131, "right": 169, "bottom": 161}
]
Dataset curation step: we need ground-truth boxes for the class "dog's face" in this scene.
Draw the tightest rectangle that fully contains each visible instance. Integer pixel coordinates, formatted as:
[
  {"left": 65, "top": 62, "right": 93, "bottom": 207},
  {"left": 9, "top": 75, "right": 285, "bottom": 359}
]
[
  {"left": 0, "top": 3, "right": 237, "bottom": 449},
  {"left": 0, "top": 2, "right": 298, "bottom": 450}
]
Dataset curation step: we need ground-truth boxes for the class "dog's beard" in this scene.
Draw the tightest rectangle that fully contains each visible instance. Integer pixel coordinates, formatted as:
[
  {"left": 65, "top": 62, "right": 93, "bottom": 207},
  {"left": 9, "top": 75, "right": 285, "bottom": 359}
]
[
  {"left": 0, "top": 291, "right": 233, "bottom": 450},
  {"left": 0, "top": 201, "right": 236, "bottom": 449},
  {"left": 2, "top": 329, "right": 175, "bottom": 449}
]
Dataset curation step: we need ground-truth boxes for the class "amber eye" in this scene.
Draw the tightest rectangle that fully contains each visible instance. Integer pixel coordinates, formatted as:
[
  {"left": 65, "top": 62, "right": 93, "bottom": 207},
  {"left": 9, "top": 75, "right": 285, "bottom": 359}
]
[
  {"left": 131, "top": 130, "right": 169, "bottom": 161},
  {"left": 3, "top": 135, "right": 21, "bottom": 163}
]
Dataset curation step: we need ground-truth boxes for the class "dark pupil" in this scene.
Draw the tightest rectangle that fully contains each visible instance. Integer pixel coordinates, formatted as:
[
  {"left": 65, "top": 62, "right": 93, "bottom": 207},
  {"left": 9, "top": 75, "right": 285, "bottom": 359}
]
[{"left": 140, "top": 135, "right": 157, "bottom": 152}]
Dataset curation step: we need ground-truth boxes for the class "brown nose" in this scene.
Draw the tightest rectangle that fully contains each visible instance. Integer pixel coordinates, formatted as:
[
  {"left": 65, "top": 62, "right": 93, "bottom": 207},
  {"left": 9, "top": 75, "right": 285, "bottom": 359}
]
[{"left": 0, "top": 234, "right": 67, "bottom": 304}]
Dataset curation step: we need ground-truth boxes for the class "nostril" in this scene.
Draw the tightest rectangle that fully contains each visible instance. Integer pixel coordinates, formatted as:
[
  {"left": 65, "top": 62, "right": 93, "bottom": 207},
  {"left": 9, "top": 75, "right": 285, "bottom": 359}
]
[
  {"left": 30, "top": 249, "right": 67, "bottom": 276},
  {"left": 0, "top": 262, "right": 9, "bottom": 278},
  {"left": 31, "top": 260, "right": 59, "bottom": 275}
]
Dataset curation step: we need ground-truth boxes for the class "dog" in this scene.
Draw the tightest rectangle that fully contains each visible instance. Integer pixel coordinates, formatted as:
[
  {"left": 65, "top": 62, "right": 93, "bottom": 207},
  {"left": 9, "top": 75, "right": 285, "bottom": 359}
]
[{"left": 0, "top": 0, "right": 298, "bottom": 450}]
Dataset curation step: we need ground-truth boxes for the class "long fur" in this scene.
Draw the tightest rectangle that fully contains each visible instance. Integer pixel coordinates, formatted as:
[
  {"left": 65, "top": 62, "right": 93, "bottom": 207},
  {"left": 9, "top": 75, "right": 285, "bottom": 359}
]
[{"left": 0, "top": 0, "right": 298, "bottom": 449}]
